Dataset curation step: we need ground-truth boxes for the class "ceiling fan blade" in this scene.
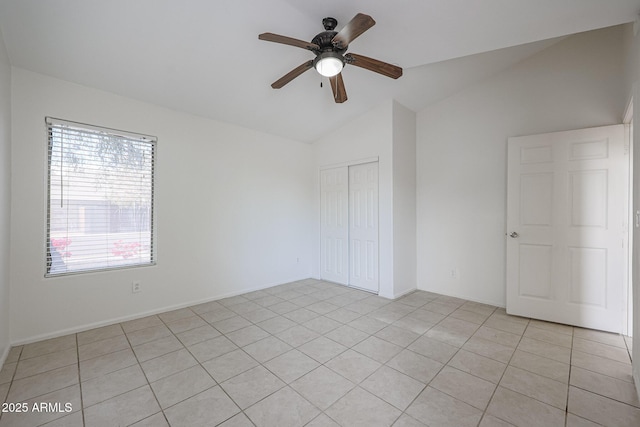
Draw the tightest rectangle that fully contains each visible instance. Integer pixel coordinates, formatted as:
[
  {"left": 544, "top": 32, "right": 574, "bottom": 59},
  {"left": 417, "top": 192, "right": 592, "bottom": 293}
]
[
  {"left": 271, "top": 60, "right": 314, "bottom": 89},
  {"left": 329, "top": 73, "right": 347, "bottom": 103},
  {"left": 259, "top": 33, "right": 319, "bottom": 51},
  {"left": 332, "top": 13, "right": 375, "bottom": 49},
  {"left": 345, "top": 53, "right": 403, "bottom": 79}
]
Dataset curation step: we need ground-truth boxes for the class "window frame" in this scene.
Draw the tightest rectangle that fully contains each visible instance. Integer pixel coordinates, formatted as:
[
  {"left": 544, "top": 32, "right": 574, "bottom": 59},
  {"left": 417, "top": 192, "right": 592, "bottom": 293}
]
[{"left": 44, "top": 117, "right": 157, "bottom": 278}]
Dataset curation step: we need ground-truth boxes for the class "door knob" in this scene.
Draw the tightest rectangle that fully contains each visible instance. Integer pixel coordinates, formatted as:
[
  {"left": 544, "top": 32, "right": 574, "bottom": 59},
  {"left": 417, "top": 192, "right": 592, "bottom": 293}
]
[{"left": 508, "top": 232, "right": 519, "bottom": 238}]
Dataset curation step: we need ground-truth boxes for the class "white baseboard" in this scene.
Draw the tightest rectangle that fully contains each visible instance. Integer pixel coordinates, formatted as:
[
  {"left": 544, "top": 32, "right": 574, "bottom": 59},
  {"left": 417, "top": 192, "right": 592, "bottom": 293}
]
[
  {"left": 319, "top": 280, "right": 409, "bottom": 300},
  {"left": 416, "top": 287, "right": 505, "bottom": 308},
  {"left": 391, "top": 287, "right": 418, "bottom": 300}
]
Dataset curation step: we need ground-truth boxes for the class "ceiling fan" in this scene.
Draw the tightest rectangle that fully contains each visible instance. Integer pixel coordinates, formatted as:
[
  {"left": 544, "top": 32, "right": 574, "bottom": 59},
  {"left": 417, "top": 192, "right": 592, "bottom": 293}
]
[{"left": 259, "top": 13, "right": 403, "bottom": 103}]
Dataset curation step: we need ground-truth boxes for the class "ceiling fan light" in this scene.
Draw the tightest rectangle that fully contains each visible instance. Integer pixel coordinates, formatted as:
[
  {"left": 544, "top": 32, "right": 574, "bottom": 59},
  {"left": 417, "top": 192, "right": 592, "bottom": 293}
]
[{"left": 315, "top": 54, "right": 344, "bottom": 77}]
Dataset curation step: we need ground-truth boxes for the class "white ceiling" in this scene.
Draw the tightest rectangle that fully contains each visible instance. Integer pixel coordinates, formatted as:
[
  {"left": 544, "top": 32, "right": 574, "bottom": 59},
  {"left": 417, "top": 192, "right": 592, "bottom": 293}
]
[{"left": 0, "top": 0, "right": 638, "bottom": 142}]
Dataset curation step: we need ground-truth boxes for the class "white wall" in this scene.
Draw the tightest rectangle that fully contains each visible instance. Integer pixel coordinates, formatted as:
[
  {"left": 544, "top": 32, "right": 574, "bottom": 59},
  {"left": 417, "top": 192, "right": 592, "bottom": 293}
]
[
  {"left": 416, "top": 25, "right": 626, "bottom": 306},
  {"left": 392, "top": 102, "right": 417, "bottom": 297},
  {"left": 10, "top": 69, "right": 314, "bottom": 343},
  {"left": 0, "top": 26, "right": 12, "bottom": 362}
]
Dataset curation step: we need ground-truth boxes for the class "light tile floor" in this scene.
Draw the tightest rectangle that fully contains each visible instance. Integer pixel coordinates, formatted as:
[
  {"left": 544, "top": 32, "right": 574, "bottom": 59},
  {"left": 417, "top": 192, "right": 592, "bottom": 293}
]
[{"left": 0, "top": 278, "right": 638, "bottom": 426}]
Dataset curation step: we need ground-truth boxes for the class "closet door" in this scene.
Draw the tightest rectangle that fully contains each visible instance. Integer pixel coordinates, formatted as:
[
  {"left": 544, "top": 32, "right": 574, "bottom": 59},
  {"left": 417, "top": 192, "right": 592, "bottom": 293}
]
[
  {"left": 320, "top": 167, "right": 349, "bottom": 285},
  {"left": 349, "top": 162, "right": 379, "bottom": 292}
]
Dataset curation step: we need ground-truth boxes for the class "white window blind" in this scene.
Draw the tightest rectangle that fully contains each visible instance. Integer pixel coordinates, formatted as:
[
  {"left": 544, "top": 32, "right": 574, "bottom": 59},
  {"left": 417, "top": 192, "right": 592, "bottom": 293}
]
[{"left": 46, "top": 117, "right": 156, "bottom": 276}]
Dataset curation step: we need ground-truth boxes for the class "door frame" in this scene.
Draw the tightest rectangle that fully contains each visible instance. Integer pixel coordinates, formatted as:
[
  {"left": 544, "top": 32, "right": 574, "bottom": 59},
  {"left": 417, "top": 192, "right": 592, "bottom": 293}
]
[
  {"left": 319, "top": 157, "right": 380, "bottom": 172},
  {"left": 624, "top": 98, "right": 634, "bottom": 337}
]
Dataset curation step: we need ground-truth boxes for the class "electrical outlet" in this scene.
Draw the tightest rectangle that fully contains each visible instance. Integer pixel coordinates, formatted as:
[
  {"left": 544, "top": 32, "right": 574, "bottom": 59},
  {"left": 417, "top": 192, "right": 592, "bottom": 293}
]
[
  {"left": 132, "top": 281, "right": 141, "bottom": 293},
  {"left": 450, "top": 268, "right": 460, "bottom": 280}
]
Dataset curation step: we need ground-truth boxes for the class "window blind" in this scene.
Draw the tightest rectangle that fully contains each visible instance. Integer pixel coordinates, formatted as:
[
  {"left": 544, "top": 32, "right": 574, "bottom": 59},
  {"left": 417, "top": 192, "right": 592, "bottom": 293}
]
[{"left": 45, "top": 117, "right": 156, "bottom": 276}]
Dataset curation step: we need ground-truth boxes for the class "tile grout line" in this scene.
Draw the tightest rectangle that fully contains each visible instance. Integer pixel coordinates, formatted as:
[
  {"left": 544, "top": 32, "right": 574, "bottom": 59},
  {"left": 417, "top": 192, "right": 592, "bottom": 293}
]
[
  {"left": 155, "top": 305, "right": 261, "bottom": 426},
  {"left": 0, "top": 346, "right": 21, "bottom": 424},
  {"left": 342, "top": 300, "right": 487, "bottom": 426},
  {"left": 74, "top": 333, "right": 86, "bottom": 427},
  {"left": 152, "top": 309, "right": 234, "bottom": 425},
  {"left": 119, "top": 320, "right": 168, "bottom": 427},
  {"left": 3, "top": 283, "right": 636, "bottom": 426},
  {"left": 391, "top": 299, "right": 500, "bottom": 424},
  {"left": 0, "top": 294, "right": 506, "bottom": 425},
  {"left": 221, "top": 287, "right": 395, "bottom": 426},
  {"left": 565, "top": 326, "right": 575, "bottom": 426},
  {"left": 221, "top": 288, "right": 334, "bottom": 426},
  {"left": 5, "top": 287, "right": 415, "bottom": 426},
  {"left": 474, "top": 310, "right": 530, "bottom": 426}
]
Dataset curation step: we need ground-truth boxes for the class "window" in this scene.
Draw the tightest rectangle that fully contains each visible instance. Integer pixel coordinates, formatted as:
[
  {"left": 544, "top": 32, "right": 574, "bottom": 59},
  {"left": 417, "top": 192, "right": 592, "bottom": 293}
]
[{"left": 46, "top": 117, "right": 156, "bottom": 276}]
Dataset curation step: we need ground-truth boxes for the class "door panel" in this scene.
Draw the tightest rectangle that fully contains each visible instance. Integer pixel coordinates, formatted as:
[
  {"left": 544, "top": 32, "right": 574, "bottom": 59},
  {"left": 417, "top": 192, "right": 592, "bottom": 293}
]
[
  {"left": 507, "top": 125, "right": 627, "bottom": 333},
  {"left": 349, "top": 162, "right": 379, "bottom": 292},
  {"left": 518, "top": 244, "right": 553, "bottom": 300},
  {"left": 320, "top": 167, "right": 349, "bottom": 285},
  {"left": 569, "top": 169, "right": 608, "bottom": 227},
  {"left": 568, "top": 247, "right": 607, "bottom": 307},
  {"left": 520, "top": 173, "right": 553, "bottom": 226}
]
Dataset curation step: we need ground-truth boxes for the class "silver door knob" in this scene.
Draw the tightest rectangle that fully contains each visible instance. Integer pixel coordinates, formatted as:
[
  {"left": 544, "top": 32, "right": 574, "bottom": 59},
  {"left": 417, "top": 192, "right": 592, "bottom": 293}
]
[{"left": 508, "top": 232, "right": 519, "bottom": 238}]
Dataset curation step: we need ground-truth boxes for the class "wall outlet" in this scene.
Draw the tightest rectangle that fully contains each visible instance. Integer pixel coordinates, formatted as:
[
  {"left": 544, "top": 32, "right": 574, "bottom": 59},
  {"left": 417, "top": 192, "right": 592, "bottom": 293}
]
[
  {"left": 132, "top": 281, "right": 141, "bottom": 293},
  {"left": 450, "top": 268, "right": 460, "bottom": 280}
]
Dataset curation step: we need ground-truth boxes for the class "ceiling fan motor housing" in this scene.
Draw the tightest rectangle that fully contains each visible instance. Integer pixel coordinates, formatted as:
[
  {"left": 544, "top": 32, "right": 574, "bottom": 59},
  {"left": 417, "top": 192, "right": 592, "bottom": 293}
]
[{"left": 311, "top": 30, "right": 345, "bottom": 53}]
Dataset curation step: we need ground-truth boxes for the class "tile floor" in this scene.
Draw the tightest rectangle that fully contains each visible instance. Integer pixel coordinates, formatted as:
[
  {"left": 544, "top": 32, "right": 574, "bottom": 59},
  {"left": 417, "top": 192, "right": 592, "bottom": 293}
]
[{"left": 0, "top": 278, "right": 638, "bottom": 427}]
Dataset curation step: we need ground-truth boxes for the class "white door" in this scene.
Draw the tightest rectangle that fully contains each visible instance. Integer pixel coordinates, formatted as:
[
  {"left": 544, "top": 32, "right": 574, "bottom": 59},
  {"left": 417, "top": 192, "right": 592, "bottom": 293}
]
[
  {"left": 349, "top": 162, "right": 379, "bottom": 293},
  {"left": 506, "top": 125, "right": 627, "bottom": 333},
  {"left": 320, "top": 167, "right": 349, "bottom": 285}
]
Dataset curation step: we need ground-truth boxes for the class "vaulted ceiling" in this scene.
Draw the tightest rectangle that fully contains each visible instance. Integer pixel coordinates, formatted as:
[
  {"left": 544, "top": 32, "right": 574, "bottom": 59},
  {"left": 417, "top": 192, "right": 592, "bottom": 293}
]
[{"left": 0, "top": 0, "right": 638, "bottom": 142}]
